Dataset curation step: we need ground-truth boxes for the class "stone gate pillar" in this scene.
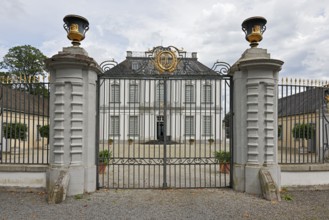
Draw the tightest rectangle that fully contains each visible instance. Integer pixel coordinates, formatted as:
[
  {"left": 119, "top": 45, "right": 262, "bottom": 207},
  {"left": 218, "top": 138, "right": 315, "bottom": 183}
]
[
  {"left": 46, "top": 46, "right": 102, "bottom": 196},
  {"left": 230, "top": 48, "right": 283, "bottom": 195}
]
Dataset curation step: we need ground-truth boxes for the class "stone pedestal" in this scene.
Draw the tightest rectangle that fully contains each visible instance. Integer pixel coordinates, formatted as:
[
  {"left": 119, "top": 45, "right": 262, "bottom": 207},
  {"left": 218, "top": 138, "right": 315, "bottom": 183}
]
[
  {"left": 46, "top": 47, "right": 102, "bottom": 196},
  {"left": 230, "top": 48, "right": 283, "bottom": 195}
]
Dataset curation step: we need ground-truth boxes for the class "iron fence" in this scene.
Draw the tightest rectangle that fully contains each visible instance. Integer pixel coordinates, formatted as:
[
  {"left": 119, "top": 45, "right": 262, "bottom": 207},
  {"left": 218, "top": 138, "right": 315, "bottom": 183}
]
[
  {"left": 0, "top": 77, "right": 49, "bottom": 164},
  {"left": 278, "top": 78, "right": 329, "bottom": 164}
]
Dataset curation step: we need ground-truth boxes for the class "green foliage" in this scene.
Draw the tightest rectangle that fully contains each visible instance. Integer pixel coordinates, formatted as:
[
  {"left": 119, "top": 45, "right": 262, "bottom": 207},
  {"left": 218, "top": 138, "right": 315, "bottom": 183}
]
[
  {"left": 38, "top": 125, "right": 49, "bottom": 138},
  {"left": 0, "top": 45, "right": 47, "bottom": 78},
  {"left": 0, "top": 45, "right": 49, "bottom": 96},
  {"left": 74, "top": 194, "right": 83, "bottom": 200},
  {"left": 214, "top": 151, "right": 231, "bottom": 163},
  {"left": 282, "top": 194, "right": 293, "bottom": 201},
  {"left": 278, "top": 125, "right": 282, "bottom": 138},
  {"left": 188, "top": 139, "right": 195, "bottom": 145},
  {"left": 292, "top": 123, "right": 315, "bottom": 140},
  {"left": 223, "top": 112, "right": 232, "bottom": 138},
  {"left": 223, "top": 112, "right": 232, "bottom": 128},
  {"left": 99, "top": 149, "right": 112, "bottom": 165},
  {"left": 3, "top": 123, "right": 28, "bottom": 140},
  {"left": 208, "top": 138, "right": 215, "bottom": 144}
]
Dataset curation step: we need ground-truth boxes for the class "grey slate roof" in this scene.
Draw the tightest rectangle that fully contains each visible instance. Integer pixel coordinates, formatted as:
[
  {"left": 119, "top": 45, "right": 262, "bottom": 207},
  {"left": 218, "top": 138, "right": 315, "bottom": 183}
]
[
  {"left": 278, "top": 87, "right": 326, "bottom": 117},
  {"left": 0, "top": 85, "right": 49, "bottom": 116},
  {"left": 102, "top": 53, "right": 218, "bottom": 77}
]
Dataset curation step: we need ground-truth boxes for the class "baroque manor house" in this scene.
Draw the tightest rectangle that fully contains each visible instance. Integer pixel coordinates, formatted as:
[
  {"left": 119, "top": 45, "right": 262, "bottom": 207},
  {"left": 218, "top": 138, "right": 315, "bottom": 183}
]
[{"left": 98, "top": 46, "right": 227, "bottom": 144}]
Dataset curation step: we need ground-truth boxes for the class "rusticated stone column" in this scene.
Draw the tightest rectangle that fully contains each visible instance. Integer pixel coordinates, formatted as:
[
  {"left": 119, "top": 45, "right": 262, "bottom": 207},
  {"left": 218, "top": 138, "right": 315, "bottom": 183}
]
[
  {"left": 230, "top": 48, "right": 283, "bottom": 195},
  {"left": 46, "top": 46, "right": 102, "bottom": 196}
]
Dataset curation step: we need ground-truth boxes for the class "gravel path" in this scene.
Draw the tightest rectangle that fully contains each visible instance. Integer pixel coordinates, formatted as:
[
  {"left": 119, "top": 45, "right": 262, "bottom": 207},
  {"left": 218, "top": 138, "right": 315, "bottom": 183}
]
[{"left": 0, "top": 188, "right": 329, "bottom": 220}]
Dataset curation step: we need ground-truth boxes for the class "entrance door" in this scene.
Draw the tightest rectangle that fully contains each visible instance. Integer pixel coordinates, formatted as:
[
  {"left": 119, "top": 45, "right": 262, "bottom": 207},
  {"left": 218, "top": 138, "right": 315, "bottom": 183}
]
[
  {"left": 157, "top": 122, "right": 164, "bottom": 141},
  {"left": 157, "top": 116, "right": 165, "bottom": 141}
]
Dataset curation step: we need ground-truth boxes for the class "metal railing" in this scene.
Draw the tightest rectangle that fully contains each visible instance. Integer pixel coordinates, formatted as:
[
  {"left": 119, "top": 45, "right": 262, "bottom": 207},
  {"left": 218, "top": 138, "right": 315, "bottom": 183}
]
[
  {"left": 278, "top": 78, "right": 329, "bottom": 164},
  {"left": 0, "top": 78, "right": 49, "bottom": 164}
]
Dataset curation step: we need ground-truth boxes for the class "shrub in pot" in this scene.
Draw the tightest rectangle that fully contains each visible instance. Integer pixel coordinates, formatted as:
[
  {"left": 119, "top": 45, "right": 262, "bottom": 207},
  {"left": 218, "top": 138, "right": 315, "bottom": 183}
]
[{"left": 214, "top": 150, "right": 231, "bottom": 174}]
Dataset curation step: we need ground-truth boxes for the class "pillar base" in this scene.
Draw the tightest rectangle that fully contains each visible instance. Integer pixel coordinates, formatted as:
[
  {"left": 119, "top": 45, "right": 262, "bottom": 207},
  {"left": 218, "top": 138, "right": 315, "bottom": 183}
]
[
  {"left": 48, "top": 165, "right": 96, "bottom": 196},
  {"left": 233, "top": 163, "right": 281, "bottom": 196}
]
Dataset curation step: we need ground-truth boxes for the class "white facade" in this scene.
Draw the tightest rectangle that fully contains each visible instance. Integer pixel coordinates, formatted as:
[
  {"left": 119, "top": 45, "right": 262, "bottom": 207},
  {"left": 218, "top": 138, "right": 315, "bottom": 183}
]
[{"left": 99, "top": 79, "right": 224, "bottom": 143}]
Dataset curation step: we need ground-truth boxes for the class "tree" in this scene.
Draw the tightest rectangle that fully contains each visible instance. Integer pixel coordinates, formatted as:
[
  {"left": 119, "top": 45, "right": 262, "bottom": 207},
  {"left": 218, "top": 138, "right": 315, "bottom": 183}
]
[
  {"left": 0, "top": 45, "right": 47, "bottom": 78},
  {"left": 0, "top": 45, "right": 48, "bottom": 94}
]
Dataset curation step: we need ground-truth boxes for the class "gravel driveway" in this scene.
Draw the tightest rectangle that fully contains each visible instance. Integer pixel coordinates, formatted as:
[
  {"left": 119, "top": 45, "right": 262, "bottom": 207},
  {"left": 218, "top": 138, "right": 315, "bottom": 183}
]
[{"left": 1, "top": 188, "right": 329, "bottom": 220}]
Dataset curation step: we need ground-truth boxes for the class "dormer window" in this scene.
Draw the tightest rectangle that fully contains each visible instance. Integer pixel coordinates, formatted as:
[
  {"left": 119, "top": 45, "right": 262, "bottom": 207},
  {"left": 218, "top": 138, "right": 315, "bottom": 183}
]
[{"left": 132, "top": 62, "right": 139, "bottom": 70}]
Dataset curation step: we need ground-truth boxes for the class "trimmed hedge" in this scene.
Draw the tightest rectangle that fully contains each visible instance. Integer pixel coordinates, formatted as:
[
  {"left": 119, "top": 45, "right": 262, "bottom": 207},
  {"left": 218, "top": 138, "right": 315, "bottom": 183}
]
[
  {"left": 38, "top": 125, "right": 49, "bottom": 138},
  {"left": 3, "top": 123, "right": 28, "bottom": 140},
  {"left": 292, "top": 123, "right": 315, "bottom": 140}
]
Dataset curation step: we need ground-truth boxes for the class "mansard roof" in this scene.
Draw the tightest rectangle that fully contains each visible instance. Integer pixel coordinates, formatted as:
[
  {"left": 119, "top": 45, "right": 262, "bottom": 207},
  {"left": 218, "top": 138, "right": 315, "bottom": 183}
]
[{"left": 102, "top": 46, "right": 220, "bottom": 77}]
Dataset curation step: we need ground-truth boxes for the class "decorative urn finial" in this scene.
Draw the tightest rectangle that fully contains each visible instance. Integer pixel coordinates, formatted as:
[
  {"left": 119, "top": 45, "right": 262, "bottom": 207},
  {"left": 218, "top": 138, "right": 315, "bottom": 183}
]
[
  {"left": 63, "top": 14, "right": 89, "bottom": 46},
  {"left": 242, "top": 16, "right": 267, "bottom": 48}
]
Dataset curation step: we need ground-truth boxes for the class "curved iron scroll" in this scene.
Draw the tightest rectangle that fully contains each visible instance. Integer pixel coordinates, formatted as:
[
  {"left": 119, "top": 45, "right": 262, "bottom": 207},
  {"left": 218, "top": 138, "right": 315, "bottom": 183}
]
[
  {"left": 100, "top": 59, "right": 118, "bottom": 72},
  {"left": 211, "top": 60, "right": 231, "bottom": 75}
]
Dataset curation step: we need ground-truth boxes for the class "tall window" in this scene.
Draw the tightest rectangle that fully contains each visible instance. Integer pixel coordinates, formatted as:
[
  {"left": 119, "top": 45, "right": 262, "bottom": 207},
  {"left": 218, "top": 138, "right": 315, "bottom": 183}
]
[
  {"left": 129, "top": 84, "right": 139, "bottom": 103},
  {"left": 185, "top": 116, "right": 195, "bottom": 136},
  {"left": 156, "top": 83, "right": 164, "bottom": 102},
  {"left": 185, "top": 84, "right": 194, "bottom": 103},
  {"left": 202, "top": 84, "right": 212, "bottom": 103},
  {"left": 111, "top": 83, "right": 120, "bottom": 103},
  {"left": 129, "top": 116, "right": 139, "bottom": 136},
  {"left": 203, "top": 116, "right": 212, "bottom": 136},
  {"left": 110, "top": 116, "right": 120, "bottom": 136}
]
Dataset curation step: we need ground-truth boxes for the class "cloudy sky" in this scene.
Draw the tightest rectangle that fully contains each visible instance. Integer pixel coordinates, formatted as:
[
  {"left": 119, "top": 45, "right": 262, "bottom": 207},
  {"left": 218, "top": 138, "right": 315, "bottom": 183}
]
[{"left": 0, "top": 0, "right": 328, "bottom": 80}]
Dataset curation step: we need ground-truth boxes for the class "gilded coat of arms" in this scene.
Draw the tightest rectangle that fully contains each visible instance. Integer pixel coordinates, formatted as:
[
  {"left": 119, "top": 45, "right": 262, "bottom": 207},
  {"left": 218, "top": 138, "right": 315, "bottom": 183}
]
[{"left": 153, "top": 47, "right": 179, "bottom": 74}]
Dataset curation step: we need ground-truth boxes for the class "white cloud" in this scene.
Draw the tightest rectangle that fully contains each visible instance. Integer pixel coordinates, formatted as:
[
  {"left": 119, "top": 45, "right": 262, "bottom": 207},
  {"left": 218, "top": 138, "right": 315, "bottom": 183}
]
[{"left": 0, "top": 0, "right": 328, "bottom": 80}]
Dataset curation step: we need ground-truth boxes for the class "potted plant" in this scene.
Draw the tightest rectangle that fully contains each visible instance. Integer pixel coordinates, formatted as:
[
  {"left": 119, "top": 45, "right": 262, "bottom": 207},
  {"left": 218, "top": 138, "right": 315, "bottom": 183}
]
[
  {"left": 208, "top": 138, "right": 215, "bottom": 146},
  {"left": 214, "top": 150, "right": 231, "bottom": 174},
  {"left": 98, "top": 149, "right": 111, "bottom": 174},
  {"left": 128, "top": 138, "right": 134, "bottom": 145},
  {"left": 188, "top": 138, "right": 195, "bottom": 145}
]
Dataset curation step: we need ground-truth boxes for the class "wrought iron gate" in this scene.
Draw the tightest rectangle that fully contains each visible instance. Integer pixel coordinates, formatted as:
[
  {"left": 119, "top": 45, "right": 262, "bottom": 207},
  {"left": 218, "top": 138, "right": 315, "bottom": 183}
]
[{"left": 96, "top": 46, "right": 233, "bottom": 189}]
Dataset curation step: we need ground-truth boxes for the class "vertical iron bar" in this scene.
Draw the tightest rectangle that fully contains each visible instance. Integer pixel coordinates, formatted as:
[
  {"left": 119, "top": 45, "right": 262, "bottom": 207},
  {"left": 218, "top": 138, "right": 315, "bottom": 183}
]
[
  {"left": 163, "top": 77, "right": 167, "bottom": 188},
  {"left": 229, "top": 76, "right": 234, "bottom": 188},
  {"left": 95, "top": 76, "right": 100, "bottom": 189}
]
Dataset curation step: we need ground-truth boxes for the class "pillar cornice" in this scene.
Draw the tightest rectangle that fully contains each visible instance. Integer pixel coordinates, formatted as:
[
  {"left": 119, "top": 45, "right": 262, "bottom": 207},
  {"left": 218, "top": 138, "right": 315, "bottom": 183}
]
[{"left": 45, "top": 47, "right": 102, "bottom": 74}]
